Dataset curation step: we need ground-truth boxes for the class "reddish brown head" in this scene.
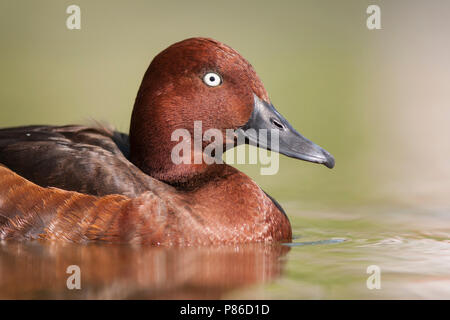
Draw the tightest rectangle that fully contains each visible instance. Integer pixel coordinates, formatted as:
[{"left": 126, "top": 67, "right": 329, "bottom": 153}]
[
  {"left": 135, "top": 38, "right": 268, "bottom": 129},
  {"left": 130, "top": 38, "right": 266, "bottom": 184},
  {"left": 129, "top": 37, "right": 334, "bottom": 188}
]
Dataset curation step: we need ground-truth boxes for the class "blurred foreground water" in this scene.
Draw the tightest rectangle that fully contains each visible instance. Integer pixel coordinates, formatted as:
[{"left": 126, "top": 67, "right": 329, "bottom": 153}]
[{"left": 1, "top": 203, "right": 449, "bottom": 299}]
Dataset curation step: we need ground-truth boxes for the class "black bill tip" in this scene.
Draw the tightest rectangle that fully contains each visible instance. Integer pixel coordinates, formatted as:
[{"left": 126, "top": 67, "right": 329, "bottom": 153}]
[{"left": 321, "top": 149, "right": 335, "bottom": 169}]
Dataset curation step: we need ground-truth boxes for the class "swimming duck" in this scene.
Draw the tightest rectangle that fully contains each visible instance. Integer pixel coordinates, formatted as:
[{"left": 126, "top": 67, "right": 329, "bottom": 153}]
[{"left": 0, "top": 38, "right": 334, "bottom": 244}]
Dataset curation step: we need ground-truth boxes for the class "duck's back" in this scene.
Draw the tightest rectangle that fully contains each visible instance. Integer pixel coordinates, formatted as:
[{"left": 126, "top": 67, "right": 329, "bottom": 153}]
[{"left": 0, "top": 125, "right": 159, "bottom": 197}]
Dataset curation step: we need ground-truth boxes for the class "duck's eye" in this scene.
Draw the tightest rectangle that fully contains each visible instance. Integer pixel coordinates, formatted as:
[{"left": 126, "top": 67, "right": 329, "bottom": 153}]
[{"left": 203, "top": 72, "right": 222, "bottom": 87}]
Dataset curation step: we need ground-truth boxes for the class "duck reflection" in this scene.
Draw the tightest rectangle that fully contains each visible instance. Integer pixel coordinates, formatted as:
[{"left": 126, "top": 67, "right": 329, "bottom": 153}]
[{"left": 0, "top": 242, "right": 289, "bottom": 299}]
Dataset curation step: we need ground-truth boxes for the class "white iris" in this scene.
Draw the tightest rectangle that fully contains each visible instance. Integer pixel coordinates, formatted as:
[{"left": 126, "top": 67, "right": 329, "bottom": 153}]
[{"left": 203, "top": 72, "right": 222, "bottom": 87}]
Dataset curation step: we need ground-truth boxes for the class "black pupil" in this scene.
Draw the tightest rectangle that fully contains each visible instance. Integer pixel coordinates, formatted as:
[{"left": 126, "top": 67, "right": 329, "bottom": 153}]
[{"left": 209, "top": 76, "right": 215, "bottom": 82}]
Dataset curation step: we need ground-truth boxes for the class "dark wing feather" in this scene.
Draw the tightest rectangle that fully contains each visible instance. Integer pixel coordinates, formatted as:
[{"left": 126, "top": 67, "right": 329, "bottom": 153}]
[
  {"left": 111, "top": 130, "right": 131, "bottom": 159},
  {"left": 0, "top": 125, "right": 159, "bottom": 197}
]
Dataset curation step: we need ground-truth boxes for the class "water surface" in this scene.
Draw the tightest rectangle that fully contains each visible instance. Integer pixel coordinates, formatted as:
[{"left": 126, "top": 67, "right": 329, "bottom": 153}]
[{"left": 1, "top": 203, "right": 448, "bottom": 299}]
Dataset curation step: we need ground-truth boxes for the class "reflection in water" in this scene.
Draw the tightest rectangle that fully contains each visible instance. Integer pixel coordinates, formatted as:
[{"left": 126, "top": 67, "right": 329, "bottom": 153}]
[
  {"left": 287, "top": 239, "right": 346, "bottom": 247},
  {"left": 0, "top": 242, "right": 289, "bottom": 299}
]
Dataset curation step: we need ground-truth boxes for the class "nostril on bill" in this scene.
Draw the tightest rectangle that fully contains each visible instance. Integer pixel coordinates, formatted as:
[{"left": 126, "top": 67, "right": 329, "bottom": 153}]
[{"left": 270, "top": 118, "right": 284, "bottom": 130}]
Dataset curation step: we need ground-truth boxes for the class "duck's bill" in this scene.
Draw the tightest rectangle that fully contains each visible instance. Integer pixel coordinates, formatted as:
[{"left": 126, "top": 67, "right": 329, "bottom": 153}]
[{"left": 237, "top": 95, "right": 335, "bottom": 169}]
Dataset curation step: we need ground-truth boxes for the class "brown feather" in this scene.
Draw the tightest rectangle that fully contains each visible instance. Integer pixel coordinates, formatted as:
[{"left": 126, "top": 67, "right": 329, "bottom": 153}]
[{"left": 0, "top": 165, "right": 291, "bottom": 244}]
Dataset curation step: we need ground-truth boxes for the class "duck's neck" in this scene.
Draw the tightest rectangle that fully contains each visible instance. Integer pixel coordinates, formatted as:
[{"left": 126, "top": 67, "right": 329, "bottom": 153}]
[
  {"left": 132, "top": 150, "right": 228, "bottom": 191},
  {"left": 131, "top": 151, "right": 229, "bottom": 190},
  {"left": 129, "top": 111, "right": 227, "bottom": 190}
]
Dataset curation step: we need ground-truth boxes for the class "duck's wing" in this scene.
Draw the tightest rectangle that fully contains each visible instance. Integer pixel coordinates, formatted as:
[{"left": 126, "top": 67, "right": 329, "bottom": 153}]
[
  {"left": 0, "top": 164, "right": 173, "bottom": 243},
  {"left": 0, "top": 125, "right": 160, "bottom": 197}
]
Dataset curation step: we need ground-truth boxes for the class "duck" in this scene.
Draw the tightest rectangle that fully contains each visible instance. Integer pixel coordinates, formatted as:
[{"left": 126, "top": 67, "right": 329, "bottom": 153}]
[{"left": 0, "top": 38, "right": 334, "bottom": 245}]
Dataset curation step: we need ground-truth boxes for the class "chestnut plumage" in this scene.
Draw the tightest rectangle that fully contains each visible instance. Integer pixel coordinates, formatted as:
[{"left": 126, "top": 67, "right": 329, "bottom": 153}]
[{"left": 0, "top": 38, "right": 334, "bottom": 244}]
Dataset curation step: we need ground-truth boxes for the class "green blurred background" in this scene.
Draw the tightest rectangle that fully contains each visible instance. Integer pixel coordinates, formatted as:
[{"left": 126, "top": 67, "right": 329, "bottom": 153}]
[{"left": 1, "top": 0, "right": 450, "bottom": 299}]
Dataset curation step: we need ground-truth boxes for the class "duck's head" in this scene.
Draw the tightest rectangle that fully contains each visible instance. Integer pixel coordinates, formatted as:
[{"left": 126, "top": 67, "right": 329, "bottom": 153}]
[{"left": 130, "top": 38, "right": 334, "bottom": 185}]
